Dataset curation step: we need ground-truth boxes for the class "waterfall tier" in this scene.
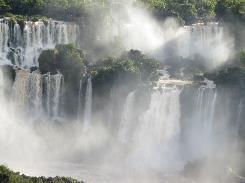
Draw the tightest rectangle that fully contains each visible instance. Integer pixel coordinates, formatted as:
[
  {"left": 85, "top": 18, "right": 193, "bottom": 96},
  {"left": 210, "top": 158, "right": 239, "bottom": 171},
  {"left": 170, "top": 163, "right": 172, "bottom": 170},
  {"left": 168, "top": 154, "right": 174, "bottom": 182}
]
[
  {"left": 0, "top": 18, "right": 79, "bottom": 67},
  {"left": 177, "top": 22, "right": 232, "bottom": 68},
  {"left": 12, "top": 69, "right": 64, "bottom": 118}
]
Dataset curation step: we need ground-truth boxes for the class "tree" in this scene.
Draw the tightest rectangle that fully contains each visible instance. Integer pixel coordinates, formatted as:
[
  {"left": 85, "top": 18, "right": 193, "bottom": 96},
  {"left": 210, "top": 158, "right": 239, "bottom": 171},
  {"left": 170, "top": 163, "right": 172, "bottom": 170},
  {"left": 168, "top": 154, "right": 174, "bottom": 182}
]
[
  {"left": 0, "top": 0, "right": 10, "bottom": 13},
  {"left": 215, "top": 0, "right": 245, "bottom": 21}
]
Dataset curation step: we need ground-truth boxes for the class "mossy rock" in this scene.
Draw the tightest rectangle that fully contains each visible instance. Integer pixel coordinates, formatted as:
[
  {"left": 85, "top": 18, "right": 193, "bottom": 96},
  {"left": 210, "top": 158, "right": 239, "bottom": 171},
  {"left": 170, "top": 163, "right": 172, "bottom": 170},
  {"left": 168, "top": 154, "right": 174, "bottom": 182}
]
[{"left": 39, "top": 44, "right": 85, "bottom": 82}]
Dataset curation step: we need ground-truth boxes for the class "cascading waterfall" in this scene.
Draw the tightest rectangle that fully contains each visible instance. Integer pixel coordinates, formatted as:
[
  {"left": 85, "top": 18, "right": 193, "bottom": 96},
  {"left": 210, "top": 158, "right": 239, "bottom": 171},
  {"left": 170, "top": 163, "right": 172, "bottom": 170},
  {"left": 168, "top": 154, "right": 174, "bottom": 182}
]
[
  {"left": 12, "top": 70, "right": 43, "bottom": 115},
  {"left": 43, "top": 72, "right": 64, "bottom": 118},
  {"left": 83, "top": 76, "right": 92, "bottom": 130},
  {"left": 119, "top": 86, "right": 182, "bottom": 171},
  {"left": 11, "top": 70, "right": 64, "bottom": 118},
  {"left": 0, "top": 18, "right": 79, "bottom": 67},
  {"left": 183, "top": 80, "right": 217, "bottom": 160}
]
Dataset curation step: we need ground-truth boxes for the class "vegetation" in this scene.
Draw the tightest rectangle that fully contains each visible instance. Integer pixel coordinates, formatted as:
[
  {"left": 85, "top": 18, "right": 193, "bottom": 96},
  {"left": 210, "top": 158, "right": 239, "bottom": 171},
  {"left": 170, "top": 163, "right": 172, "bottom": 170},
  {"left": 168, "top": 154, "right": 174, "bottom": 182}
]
[
  {"left": 39, "top": 44, "right": 85, "bottom": 82},
  {"left": 91, "top": 50, "right": 160, "bottom": 86},
  {"left": 39, "top": 44, "right": 86, "bottom": 116},
  {"left": 0, "top": 0, "right": 244, "bottom": 23},
  {"left": 241, "top": 49, "right": 245, "bottom": 64},
  {"left": 0, "top": 165, "right": 83, "bottom": 183},
  {"left": 204, "top": 66, "right": 245, "bottom": 85},
  {"left": 140, "top": 0, "right": 244, "bottom": 24}
]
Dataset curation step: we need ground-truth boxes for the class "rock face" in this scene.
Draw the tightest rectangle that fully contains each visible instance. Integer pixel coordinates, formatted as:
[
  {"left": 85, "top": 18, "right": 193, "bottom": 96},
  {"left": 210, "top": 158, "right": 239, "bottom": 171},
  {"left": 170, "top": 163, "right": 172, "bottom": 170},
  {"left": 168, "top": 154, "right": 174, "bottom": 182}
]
[{"left": 0, "top": 17, "right": 79, "bottom": 67}]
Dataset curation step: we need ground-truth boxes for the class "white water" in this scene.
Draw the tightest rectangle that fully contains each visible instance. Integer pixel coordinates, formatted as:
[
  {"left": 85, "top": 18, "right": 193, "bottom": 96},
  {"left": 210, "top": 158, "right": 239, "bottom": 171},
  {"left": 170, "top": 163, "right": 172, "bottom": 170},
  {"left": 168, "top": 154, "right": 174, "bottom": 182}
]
[
  {"left": 11, "top": 70, "right": 63, "bottom": 118},
  {"left": 0, "top": 18, "right": 79, "bottom": 67},
  {"left": 0, "top": 13, "right": 240, "bottom": 183},
  {"left": 83, "top": 76, "right": 92, "bottom": 131},
  {"left": 118, "top": 91, "right": 136, "bottom": 143},
  {"left": 43, "top": 72, "right": 64, "bottom": 118},
  {"left": 77, "top": 79, "right": 83, "bottom": 122},
  {"left": 119, "top": 86, "right": 182, "bottom": 172},
  {"left": 183, "top": 81, "right": 217, "bottom": 160},
  {"left": 177, "top": 23, "right": 233, "bottom": 68},
  {"left": 108, "top": 2, "right": 233, "bottom": 69}
]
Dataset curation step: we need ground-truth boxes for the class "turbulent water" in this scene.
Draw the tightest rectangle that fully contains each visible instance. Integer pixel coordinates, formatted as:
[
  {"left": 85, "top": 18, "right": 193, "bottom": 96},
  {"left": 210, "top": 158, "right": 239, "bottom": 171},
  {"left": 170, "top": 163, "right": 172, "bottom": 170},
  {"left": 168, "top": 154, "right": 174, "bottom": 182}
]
[{"left": 0, "top": 18, "right": 79, "bottom": 67}]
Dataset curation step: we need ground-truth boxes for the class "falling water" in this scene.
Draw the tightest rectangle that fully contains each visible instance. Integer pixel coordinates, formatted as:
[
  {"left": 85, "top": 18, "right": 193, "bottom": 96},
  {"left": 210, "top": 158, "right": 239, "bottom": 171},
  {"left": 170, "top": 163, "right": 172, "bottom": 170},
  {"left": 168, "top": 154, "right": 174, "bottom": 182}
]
[
  {"left": 83, "top": 76, "right": 92, "bottom": 131},
  {"left": 119, "top": 86, "right": 182, "bottom": 171},
  {"left": 0, "top": 18, "right": 79, "bottom": 67},
  {"left": 77, "top": 79, "right": 83, "bottom": 122},
  {"left": 12, "top": 70, "right": 31, "bottom": 111},
  {"left": 177, "top": 22, "right": 232, "bottom": 68},
  {"left": 118, "top": 91, "right": 136, "bottom": 143},
  {"left": 184, "top": 80, "right": 217, "bottom": 160},
  {"left": 0, "top": 68, "right": 6, "bottom": 101},
  {"left": 27, "top": 71, "right": 43, "bottom": 113},
  {"left": 11, "top": 70, "right": 42, "bottom": 115},
  {"left": 43, "top": 72, "right": 64, "bottom": 118},
  {"left": 12, "top": 70, "right": 64, "bottom": 118}
]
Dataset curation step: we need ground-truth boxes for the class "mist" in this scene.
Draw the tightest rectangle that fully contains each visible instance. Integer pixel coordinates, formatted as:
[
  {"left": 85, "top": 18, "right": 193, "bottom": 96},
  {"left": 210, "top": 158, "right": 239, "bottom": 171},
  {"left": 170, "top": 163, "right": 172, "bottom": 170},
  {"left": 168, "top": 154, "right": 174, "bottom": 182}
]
[{"left": 93, "top": 1, "right": 235, "bottom": 70}]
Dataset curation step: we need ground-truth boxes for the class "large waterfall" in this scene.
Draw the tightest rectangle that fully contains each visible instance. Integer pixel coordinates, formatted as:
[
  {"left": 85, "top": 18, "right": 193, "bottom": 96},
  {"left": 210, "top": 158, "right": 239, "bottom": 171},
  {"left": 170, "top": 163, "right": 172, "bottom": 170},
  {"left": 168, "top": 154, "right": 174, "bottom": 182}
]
[
  {"left": 0, "top": 18, "right": 79, "bottom": 67},
  {"left": 0, "top": 12, "right": 242, "bottom": 182},
  {"left": 116, "top": 77, "right": 243, "bottom": 175}
]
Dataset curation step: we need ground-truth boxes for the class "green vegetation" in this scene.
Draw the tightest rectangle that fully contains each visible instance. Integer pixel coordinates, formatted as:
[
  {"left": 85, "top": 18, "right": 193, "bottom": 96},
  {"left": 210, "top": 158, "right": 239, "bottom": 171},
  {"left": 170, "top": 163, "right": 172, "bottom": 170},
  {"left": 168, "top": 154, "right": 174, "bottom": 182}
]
[
  {"left": 205, "top": 66, "right": 245, "bottom": 85},
  {"left": 140, "top": 0, "right": 244, "bottom": 24},
  {"left": 0, "top": 0, "right": 244, "bottom": 23},
  {"left": 240, "top": 49, "right": 245, "bottom": 64},
  {"left": 39, "top": 44, "right": 85, "bottom": 82},
  {"left": 39, "top": 44, "right": 85, "bottom": 116},
  {"left": 91, "top": 50, "right": 160, "bottom": 86},
  {"left": 0, "top": 165, "right": 83, "bottom": 183}
]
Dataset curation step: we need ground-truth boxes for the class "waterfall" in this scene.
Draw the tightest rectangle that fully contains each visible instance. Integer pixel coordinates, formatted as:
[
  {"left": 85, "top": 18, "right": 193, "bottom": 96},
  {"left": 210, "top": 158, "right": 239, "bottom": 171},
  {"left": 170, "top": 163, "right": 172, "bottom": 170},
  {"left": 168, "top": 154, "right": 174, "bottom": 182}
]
[
  {"left": 27, "top": 71, "right": 43, "bottom": 113},
  {"left": 12, "top": 70, "right": 31, "bottom": 111},
  {"left": 119, "top": 86, "right": 182, "bottom": 171},
  {"left": 11, "top": 70, "right": 63, "bottom": 118},
  {"left": 12, "top": 70, "right": 43, "bottom": 114},
  {"left": 118, "top": 91, "right": 136, "bottom": 143},
  {"left": 177, "top": 22, "right": 232, "bottom": 68},
  {"left": 0, "top": 18, "right": 79, "bottom": 67},
  {"left": 184, "top": 80, "right": 217, "bottom": 160},
  {"left": 43, "top": 72, "right": 64, "bottom": 118},
  {"left": 77, "top": 79, "right": 83, "bottom": 122},
  {"left": 0, "top": 68, "right": 6, "bottom": 101},
  {"left": 83, "top": 76, "right": 92, "bottom": 130}
]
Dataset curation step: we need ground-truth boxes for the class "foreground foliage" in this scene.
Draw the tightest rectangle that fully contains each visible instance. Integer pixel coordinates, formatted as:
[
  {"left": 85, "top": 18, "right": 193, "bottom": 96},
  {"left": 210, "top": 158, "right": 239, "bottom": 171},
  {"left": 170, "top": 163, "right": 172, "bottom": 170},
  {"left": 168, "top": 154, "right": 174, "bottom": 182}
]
[{"left": 0, "top": 165, "right": 83, "bottom": 183}]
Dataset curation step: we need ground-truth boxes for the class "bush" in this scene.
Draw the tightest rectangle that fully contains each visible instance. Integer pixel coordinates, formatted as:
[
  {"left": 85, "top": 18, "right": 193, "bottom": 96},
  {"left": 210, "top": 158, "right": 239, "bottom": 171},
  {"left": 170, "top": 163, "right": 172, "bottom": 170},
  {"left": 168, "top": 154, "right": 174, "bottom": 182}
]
[{"left": 0, "top": 165, "right": 83, "bottom": 183}]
